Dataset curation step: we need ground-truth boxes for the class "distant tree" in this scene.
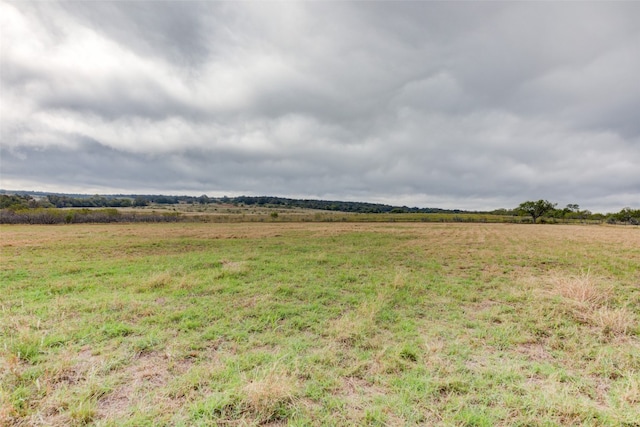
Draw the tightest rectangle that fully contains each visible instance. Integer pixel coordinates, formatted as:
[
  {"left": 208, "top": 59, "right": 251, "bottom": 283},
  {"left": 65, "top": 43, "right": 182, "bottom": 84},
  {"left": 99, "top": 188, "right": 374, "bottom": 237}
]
[
  {"left": 133, "top": 196, "right": 149, "bottom": 207},
  {"left": 578, "top": 209, "right": 591, "bottom": 221},
  {"left": 517, "top": 200, "right": 557, "bottom": 223},
  {"left": 491, "top": 208, "right": 516, "bottom": 216},
  {"left": 153, "top": 196, "right": 176, "bottom": 204},
  {"left": 560, "top": 203, "right": 581, "bottom": 219},
  {"left": 613, "top": 207, "right": 640, "bottom": 224},
  {"left": 0, "top": 194, "right": 32, "bottom": 210}
]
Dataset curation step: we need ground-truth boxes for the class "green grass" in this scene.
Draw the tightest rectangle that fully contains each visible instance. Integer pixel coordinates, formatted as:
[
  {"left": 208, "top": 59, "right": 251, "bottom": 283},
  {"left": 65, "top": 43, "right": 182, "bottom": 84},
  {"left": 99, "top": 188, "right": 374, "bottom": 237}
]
[{"left": 1, "top": 223, "right": 639, "bottom": 426}]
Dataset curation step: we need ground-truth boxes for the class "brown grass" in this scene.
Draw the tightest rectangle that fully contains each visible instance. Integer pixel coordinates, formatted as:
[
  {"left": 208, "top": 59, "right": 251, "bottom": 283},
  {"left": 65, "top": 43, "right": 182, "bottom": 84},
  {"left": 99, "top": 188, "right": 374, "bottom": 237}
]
[
  {"left": 96, "top": 352, "right": 184, "bottom": 420},
  {"left": 221, "top": 259, "right": 248, "bottom": 276},
  {"left": 620, "top": 374, "right": 640, "bottom": 405},
  {"left": 241, "top": 370, "right": 298, "bottom": 421},
  {"left": 140, "top": 271, "right": 175, "bottom": 291},
  {"left": 339, "top": 376, "right": 387, "bottom": 423},
  {"left": 552, "top": 271, "right": 612, "bottom": 306},
  {"left": 548, "top": 272, "right": 636, "bottom": 336},
  {"left": 330, "top": 296, "right": 385, "bottom": 348},
  {"left": 593, "top": 307, "right": 636, "bottom": 335}
]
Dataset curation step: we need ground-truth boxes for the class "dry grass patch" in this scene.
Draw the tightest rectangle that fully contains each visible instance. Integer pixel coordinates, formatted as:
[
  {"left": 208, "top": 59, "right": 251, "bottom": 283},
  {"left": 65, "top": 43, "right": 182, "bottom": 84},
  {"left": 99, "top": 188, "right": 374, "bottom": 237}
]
[
  {"left": 241, "top": 369, "right": 298, "bottom": 422},
  {"left": 221, "top": 259, "right": 249, "bottom": 276},
  {"left": 542, "top": 271, "right": 639, "bottom": 335},
  {"left": 422, "top": 336, "right": 448, "bottom": 371},
  {"left": 552, "top": 271, "right": 612, "bottom": 306},
  {"left": 138, "top": 271, "right": 175, "bottom": 292},
  {"left": 339, "top": 376, "right": 390, "bottom": 424},
  {"left": 330, "top": 296, "right": 386, "bottom": 349},
  {"left": 96, "top": 351, "right": 190, "bottom": 422},
  {"left": 392, "top": 268, "right": 408, "bottom": 290},
  {"left": 618, "top": 373, "right": 640, "bottom": 405},
  {"left": 592, "top": 306, "right": 636, "bottom": 336}
]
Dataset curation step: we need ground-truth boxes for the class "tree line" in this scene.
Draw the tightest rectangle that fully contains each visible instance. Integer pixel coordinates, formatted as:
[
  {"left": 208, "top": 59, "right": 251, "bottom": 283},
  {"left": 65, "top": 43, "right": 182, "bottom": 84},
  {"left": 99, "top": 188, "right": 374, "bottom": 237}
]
[
  {"left": 515, "top": 199, "right": 639, "bottom": 225},
  {"left": 0, "top": 193, "right": 209, "bottom": 209},
  {"left": 0, "top": 193, "right": 465, "bottom": 213},
  {"left": 230, "top": 196, "right": 461, "bottom": 214},
  {"left": 1, "top": 193, "right": 638, "bottom": 225}
]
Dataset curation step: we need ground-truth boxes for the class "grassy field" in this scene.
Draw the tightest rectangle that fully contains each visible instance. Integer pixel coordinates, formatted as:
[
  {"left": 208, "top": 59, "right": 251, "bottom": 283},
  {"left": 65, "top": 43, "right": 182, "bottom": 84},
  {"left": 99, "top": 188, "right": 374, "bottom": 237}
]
[
  {"left": 1, "top": 222, "right": 639, "bottom": 426},
  {"left": 127, "top": 203, "right": 594, "bottom": 224}
]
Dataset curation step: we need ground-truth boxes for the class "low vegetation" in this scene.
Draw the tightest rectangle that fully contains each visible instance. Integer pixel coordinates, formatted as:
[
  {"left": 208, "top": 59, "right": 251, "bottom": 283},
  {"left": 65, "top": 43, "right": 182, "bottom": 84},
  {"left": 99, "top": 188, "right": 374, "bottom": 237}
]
[
  {"left": 0, "top": 208, "right": 181, "bottom": 225},
  {"left": 1, "top": 222, "right": 638, "bottom": 425},
  {"left": 1, "top": 193, "right": 638, "bottom": 225}
]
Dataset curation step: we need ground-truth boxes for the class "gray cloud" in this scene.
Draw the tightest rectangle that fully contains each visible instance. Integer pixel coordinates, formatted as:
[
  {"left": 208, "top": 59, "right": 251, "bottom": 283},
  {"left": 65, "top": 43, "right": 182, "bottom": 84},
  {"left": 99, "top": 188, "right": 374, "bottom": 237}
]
[{"left": 1, "top": 1, "right": 639, "bottom": 212}]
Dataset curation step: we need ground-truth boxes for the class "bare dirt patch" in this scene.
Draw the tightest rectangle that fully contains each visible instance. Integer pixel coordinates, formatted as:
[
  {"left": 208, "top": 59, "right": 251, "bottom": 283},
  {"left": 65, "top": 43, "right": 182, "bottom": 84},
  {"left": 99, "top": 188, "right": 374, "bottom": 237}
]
[{"left": 96, "top": 352, "right": 189, "bottom": 422}]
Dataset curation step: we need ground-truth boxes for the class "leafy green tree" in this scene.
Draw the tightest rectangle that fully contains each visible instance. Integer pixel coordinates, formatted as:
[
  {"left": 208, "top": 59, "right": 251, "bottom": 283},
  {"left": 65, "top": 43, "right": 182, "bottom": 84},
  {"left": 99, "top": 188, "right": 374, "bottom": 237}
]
[
  {"left": 133, "top": 196, "right": 149, "bottom": 207},
  {"left": 613, "top": 207, "right": 640, "bottom": 224},
  {"left": 0, "top": 194, "right": 32, "bottom": 210},
  {"left": 517, "top": 200, "right": 557, "bottom": 223}
]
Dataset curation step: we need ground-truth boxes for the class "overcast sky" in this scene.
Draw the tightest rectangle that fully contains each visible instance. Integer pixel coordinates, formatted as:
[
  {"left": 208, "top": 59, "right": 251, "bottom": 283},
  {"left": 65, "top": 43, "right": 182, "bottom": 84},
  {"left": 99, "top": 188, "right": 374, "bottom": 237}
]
[{"left": 2, "top": 1, "right": 639, "bottom": 212}]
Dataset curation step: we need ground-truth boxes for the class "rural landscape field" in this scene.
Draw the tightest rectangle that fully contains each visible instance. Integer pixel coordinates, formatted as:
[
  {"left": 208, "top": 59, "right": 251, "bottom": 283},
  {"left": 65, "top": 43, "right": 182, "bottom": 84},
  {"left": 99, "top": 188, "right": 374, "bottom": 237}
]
[{"left": 1, "top": 222, "right": 639, "bottom": 426}]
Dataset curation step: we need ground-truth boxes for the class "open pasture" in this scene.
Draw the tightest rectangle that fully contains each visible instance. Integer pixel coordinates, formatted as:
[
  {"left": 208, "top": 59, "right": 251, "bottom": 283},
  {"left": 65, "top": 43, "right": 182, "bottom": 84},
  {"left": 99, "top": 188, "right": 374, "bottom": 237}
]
[{"left": 1, "top": 223, "right": 639, "bottom": 426}]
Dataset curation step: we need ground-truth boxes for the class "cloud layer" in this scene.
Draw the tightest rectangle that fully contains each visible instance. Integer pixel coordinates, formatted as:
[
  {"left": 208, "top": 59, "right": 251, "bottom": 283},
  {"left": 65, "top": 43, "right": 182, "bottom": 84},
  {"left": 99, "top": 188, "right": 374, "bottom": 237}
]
[{"left": 2, "top": 2, "right": 639, "bottom": 211}]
